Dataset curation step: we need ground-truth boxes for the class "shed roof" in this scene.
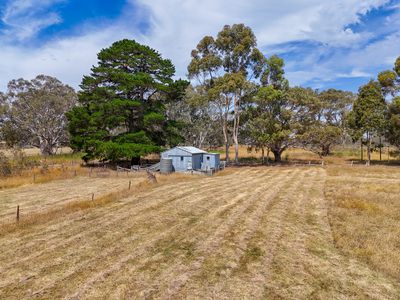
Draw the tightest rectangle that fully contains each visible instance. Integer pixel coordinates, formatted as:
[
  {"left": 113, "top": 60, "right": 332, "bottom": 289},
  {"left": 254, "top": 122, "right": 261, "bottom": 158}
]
[{"left": 176, "top": 146, "right": 207, "bottom": 154}]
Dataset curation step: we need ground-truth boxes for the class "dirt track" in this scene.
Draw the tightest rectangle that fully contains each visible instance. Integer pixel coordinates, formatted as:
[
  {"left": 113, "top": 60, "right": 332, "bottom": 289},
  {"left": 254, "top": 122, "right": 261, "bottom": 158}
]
[{"left": 0, "top": 167, "right": 399, "bottom": 299}]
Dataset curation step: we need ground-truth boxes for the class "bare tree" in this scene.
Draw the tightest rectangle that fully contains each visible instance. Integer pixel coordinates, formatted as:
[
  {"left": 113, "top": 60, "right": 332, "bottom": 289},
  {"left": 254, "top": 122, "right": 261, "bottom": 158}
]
[{"left": 1, "top": 75, "right": 77, "bottom": 155}]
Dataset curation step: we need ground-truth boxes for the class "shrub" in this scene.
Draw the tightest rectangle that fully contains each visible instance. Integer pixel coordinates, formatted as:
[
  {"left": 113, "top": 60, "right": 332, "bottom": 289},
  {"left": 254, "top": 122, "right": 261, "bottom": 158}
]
[{"left": 0, "top": 152, "right": 12, "bottom": 176}]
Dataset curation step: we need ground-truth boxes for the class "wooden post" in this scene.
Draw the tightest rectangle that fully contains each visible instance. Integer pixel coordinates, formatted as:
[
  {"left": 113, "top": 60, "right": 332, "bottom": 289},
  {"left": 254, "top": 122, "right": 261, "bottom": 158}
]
[
  {"left": 91, "top": 193, "right": 94, "bottom": 201},
  {"left": 351, "top": 161, "right": 354, "bottom": 166},
  {"left": 33, "top": 174, "right": 36, "bottom": 182},
  {"left": 16, "top": 205, "right": 20, "bottom": 222},
  {"left": 74, "top": 170, "right": 77, "bottom": 176},
  {"left": 129, "top": 181, "right": 131, "bottom": 190},
  {"left": 308, "top": 161, "right": 311, "bottom": 166}
]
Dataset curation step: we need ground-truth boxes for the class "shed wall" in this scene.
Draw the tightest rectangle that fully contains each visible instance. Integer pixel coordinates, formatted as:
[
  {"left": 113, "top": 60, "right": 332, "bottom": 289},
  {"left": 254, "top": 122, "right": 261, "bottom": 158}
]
[{"left": 202, "top": 153, "right": 220, "bottom": 169}]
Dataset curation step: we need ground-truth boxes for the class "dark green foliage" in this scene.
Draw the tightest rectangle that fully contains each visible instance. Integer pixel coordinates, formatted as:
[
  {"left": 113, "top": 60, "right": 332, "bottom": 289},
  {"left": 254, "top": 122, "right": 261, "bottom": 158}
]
[
  {"left": 67, "top": 39, "right": 187, "bottom": 162},
  {"left": 348, "top": 80, "right": 386, "bottom": 163},
  {"left": 395, "top": 56, "right": 400, "bottom": 76},
  {"left": 378, "top": 56, "right": 400, "bottom": 97},
  {"left": 386, "top": 97, "right": 400, "bottom": 149},
  {"left": 350, "top": 81, "right": 386, "bottom": 134},
  {"left": 378, "top": 70, "right": 398, "bottom": 96},
  {"left": 300, "top": 89, "right": 354, "bottom": 157},
  {"left": 261, "top": 55, "right": 289, "bottom": 90}
]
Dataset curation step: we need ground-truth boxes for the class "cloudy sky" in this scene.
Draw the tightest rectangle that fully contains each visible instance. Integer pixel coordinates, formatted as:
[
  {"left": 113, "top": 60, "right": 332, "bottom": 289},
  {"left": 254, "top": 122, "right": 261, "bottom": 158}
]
[{"left": 0, "top": 0, "right": 399, "bottom": 92}]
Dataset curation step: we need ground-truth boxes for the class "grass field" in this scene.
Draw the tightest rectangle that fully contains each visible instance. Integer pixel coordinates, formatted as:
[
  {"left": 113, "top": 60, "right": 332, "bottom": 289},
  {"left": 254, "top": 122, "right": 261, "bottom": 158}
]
[
  {"left": 218, "top": 145, "right": 398, "bottom": 165},
  {"left": 0, "top": 173, "right": 145, "bottom": 223},
  {"left": 1, "top": 165, "right": 400, "bottom": 299}
]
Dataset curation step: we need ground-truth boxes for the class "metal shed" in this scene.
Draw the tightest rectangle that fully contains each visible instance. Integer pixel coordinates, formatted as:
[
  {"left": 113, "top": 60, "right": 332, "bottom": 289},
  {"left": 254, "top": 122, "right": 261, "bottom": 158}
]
[
  {"left": 202, "top": 153, "right": 220, "bottom": 171},
  {"left": 161, "top": 146, "right": 220, "bottom": 172}
]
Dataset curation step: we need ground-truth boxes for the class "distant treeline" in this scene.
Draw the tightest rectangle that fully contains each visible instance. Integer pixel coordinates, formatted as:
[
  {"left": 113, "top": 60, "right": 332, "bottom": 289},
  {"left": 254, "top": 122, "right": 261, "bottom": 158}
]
[{"left": 0, "top": 24, "right": 399, "bottom": 165}]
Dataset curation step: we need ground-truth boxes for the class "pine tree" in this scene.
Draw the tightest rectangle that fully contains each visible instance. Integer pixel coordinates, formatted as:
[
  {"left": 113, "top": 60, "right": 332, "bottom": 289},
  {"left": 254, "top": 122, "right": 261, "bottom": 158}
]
[{"left": 67, "top": 39, "right": 187, "bottom": 163}]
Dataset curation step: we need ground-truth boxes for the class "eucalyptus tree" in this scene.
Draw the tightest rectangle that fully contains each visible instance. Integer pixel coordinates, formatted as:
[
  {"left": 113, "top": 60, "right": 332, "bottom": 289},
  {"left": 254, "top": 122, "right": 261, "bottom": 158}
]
[
  {"left": 188, "top": 24, "right": 265, "bottom": 164},
  {"left": 348, "top": 80, "right": 387, "bottom": 165},
  {"left": 167, "top": 85, "right": 223, "bottom": 149},
  {"left": 242, "top": 55, "right": 296, "bottom": 163},
  {"left": 386, "top": 96, "right": 400, "bottom": 151},
  {"left": 378, "top": 56, "right": 400, "bottom": 97},
  {"left": 300, "top": 89, "right": 354, "bottom": 157},
  {"left": 380, "top": 56, "right": 400, "bottom": 152},
  {"left": 1, "top": 75, "right": 77, "bottom": 155}
]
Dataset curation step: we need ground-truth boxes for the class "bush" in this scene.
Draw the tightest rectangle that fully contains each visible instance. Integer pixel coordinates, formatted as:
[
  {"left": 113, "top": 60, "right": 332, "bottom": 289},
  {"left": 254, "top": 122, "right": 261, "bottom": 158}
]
[
  {"left": 0, "top": 152, "right": 12, "bottom": 176},
  {"left": 11, "top": 148, "right": 37, "bottom": 174}
]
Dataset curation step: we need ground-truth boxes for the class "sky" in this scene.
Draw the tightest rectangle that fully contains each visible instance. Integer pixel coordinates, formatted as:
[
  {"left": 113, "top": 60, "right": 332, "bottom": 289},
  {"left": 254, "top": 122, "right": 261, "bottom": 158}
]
[{"left": 0, "top": 0, "right": 399, "bottom": 92}]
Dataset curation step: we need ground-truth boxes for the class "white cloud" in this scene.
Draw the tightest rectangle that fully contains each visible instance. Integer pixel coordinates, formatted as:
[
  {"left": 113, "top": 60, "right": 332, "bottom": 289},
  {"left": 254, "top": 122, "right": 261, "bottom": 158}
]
[
  {"left": 0, "top": 25, "right": 138, "bottom": 90},
  {"left": 0, "top": 0, "right": 398, "bottom": 91},
  {"left": 1, "top": 0, "right": 65, "bottom": 41}
]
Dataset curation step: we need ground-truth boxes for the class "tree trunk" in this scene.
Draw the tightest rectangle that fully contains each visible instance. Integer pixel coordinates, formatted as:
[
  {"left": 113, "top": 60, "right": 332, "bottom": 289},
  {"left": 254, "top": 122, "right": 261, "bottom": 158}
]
[
  {"left": 379, "top": 136, "right": 382, "bottom": 161},
  {"left": 225, "top": 142, "right": 230, "bottom": 164},
  {"left": 361, "top": 139, "right": 363, "bottom": 162},
  {"left": 321, "top": 144, "right": 331, "bottom": 156},
  {"left": 272, "top": 149, "right": 282, "bottom": 162},
  {"left": 234, "top": 141, "right": 239, "bottom": 165},
  {"left": 222, "top": 115, "right": 229, "bottom": 164},
  {"left": 367, "top": 133, "right": 371, "bottom": 166},
  {"left": 266, "top": 148, "right": 270, "bottom": 165},
  {"left": 40, "top": 139, "right": 54, "bottom": 156},
  {"left": 131, "top": 156, "right": 140, "bottom": 166},
  {"left": 232, "top": 97, "right": 240, "bottom": 165},
  {"left": 261, "top": 147, "right": 265, "bottom": 165}
]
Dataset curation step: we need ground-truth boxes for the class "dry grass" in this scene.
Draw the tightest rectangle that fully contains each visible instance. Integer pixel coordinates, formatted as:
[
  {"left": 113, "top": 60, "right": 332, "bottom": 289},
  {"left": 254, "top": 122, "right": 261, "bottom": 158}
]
[
  {"left": 0, "top": 172, "right": 147, "bottom": 223},
  {"left": 326, "top": 165, "right": 400, "bottom": 280},
  {"left": 0, "top": 166, "right": 399, "bottom": 299},
  {"left": 0, "top": 164, "right": 88, "bottom": 190},
  {"left": 218, "top": 145, "right": 397, "bottom": 165},
  {"left": 1, "top": 147, "right": 73, "bottom": 157}
]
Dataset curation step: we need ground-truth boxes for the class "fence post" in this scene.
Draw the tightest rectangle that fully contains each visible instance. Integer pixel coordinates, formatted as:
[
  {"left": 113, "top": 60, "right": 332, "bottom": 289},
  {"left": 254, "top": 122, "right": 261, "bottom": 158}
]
[
  {"left": 16, "top": 205, "right": 20, "bottom": 222},
  {"left": 33, "top": 174, "right": 36, "bottom": 183},
  {"left": 129, "top": 181, "right": 131, "bottom": 190},
  {"left": 91, "top": 193, "right": 94, "bottom": 201}
]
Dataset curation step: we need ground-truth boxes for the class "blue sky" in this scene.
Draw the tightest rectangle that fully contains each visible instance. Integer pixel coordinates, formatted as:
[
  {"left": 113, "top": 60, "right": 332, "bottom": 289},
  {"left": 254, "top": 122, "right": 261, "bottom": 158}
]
[{"left": 0, "top": 0, "right": 399, "bottom": 92}]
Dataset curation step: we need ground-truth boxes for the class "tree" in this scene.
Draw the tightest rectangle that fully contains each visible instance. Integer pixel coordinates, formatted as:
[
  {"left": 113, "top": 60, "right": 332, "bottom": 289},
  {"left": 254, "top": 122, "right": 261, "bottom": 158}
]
[
  {"left": 0, "top": 75, "right": 77, "bottom": 155},
  {"left": 378, "top": 56, "right": 400, "bottom": 97},
  {"left": 300, "top": 89, "right": 354, "bottom": 157},
  {"left": 166, "top": 85, "right": 223, "bottom": 149},
  {"left": 386, "top": 96, "right": 400, "bottom": 150},
  {"left": 188, "top": 24, "right": 265, "bottom": 164},
  {"left": 67, "top": 39, "right": 187, "bottom": 163},
  {"left": 382, "top": 57, "right": 400, "bottom": 151},
  {"left": 348, "top": 80, "right": 387, "bottom": 165},
  {"left": 242, "top": 85, "right": 283, "bottom": 163},
  {"left": 244, "top": 56, "right": 313, "bottom": 163}
]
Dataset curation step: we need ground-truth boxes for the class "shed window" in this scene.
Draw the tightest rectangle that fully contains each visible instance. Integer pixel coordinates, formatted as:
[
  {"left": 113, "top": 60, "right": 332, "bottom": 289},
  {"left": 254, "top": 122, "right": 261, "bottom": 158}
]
[
  {"left": 207, "top": 156, "right": 210, "bottom": 161},
  {"left": 181, "top": 156, "right": 184, "bottom": 161}
]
